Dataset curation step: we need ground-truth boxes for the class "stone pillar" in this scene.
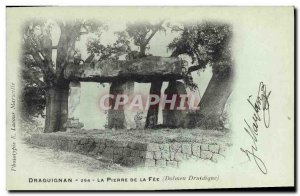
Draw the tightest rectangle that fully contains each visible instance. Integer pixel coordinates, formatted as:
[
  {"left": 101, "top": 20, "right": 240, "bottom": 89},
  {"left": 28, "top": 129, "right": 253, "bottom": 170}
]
[
  {"left": 65, "top": 81, "right": 84, "bottom": 132},
  {"left": 162, "top": 80, "right": 189, "bottom": 128},
  {"left": 108, "top": 81, "right": 133, "bottom": 129},
  {"left": 123, "top": 81, "right": 135, "bottom": 129},
  {"left": 145, "top": 81, "right": 163, "bottom": 129}
]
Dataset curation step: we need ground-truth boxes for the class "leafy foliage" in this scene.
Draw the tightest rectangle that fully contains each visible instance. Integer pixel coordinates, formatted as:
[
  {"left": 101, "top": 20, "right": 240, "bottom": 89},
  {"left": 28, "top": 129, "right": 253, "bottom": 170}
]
[
  {"left": 86, "top": 31, "right": 131, "bottom": 61},
  {"left": 20, "top": 60, "right": 46, "bottom": 120},
  {"left": 126, "top": 21, "right": 165, "bottom": 56},
  {"left": 21, "top": 20, "right": 51, "bottom": 119},
  {"left": 21, "top": 19, "right": 107, "bottom": 120},
  {"left": 168, "top": 22, "right": 233, "bottom": 77},
  {"left": 86, "top": 21, "right": 165, "bottom": 61}
]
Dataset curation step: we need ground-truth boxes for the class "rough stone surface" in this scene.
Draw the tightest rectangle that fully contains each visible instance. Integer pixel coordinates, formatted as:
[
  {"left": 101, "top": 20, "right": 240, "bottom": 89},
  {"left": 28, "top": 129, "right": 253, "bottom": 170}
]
[
  {"left": 123, "top": 148, "right": 131, "bottom": 156},
  {"left": 113, "top": 148, "right": 123, "bottom": 155},
  {"left": 68, "top": 81, "right": 81, "bottom": 119},
  {"left": 182, "top": 143, "right": 192, "bottom": 154},
  {"left": 167, "top": 161, "right": 178, "bottom": 167},
  {"left": 26, "top": 133, "right": 228, "bottom": 168},
  {"left": 102, "top": 147, "right": 114, "bottom": 159},
  {"left": 131, "top": 149, "right": 140, "bottom": 157},
  {"left": 64, "top": 56, "right": 186, "bottom": 83},
  {"left": 161, "top": 151, "right": 171, "bottom": 160},
  {"left": 174, "top": 152, "right": 184, "bottom": 161},
  {"left": 162, "top": 81, "right": 189, "bottom": 128},
  {"left": 128, "top": 142, "right": 147, "bottom": 151},
  {"left": 200, "top": 144, "right": 209, "bottom": 151},
  {"left": 145, "top": 159, "right": 156, "bottom": 167},
  {"left": 201, "top": 150, "right": 213, "bottom": 160},
  {"left": 65, "top": 118, "right": 84, "bottom": 131},
  {"left": 170, "top": 143, "right": 182, "bottom": 153},
  {"left": 145, "top": 81, "right": 163, "bottom": 129},
  {"left": 154, "top": 151, "right": 162, "bottom": 160},
  {"left": 209, "top": 144, "right": 220, "bottom": 153},
  {"left": 140, "top": 151, "right": 154, "bottom": 159},
  {"left": 170, "top": 152, "right": 175, "bottom": 161},
  {"left": 147, "top": 143, "right": 160, "bottom": 152},
  {"left": 156, "top": 160, "right": 167, "bottom": 167},
  {"left": 160, "top": 144, "right": 169, "bottom": 151},
  {"left": 192, "top": 143, "right": 201, "bottom": 157},
  {"left": 108, "top": 81, "right": 131, "bottom": 129},
  {"left": 65, "top": 82, "right": 84, "bottom": 131}
]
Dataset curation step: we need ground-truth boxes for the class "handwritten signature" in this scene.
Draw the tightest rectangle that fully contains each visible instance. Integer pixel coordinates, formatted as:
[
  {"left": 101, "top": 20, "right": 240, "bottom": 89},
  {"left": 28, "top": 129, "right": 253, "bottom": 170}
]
[{"left": 240, "top": 82, "right": 271, "bottom": 174}]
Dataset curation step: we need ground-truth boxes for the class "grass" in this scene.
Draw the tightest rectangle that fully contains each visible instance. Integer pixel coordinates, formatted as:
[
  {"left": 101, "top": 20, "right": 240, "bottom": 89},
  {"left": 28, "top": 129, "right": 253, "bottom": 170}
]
[
  {"left": 24, "top": 142, "right": 124, "bottom": 173},
  {"left": 50, "top": 128, "right": 231, "bottom": 144}
]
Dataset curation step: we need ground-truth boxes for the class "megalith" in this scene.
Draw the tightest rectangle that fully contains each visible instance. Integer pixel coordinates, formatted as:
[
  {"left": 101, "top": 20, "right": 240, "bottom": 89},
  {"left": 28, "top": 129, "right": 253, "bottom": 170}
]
[
  {"left": 108, "top": 81, "right": 134, "bottom": 129},
  {"left": 162, "top": 80, "right": 189, "bottom": 128},
  {"left": 145, "top": 81, "right": 163, "bottom": 129},
  {"left": 123, "top": 81, "right": 135, "bottom": 129},
  {"left": 65, "top": 81, "right": 84, "bottom": 131}
]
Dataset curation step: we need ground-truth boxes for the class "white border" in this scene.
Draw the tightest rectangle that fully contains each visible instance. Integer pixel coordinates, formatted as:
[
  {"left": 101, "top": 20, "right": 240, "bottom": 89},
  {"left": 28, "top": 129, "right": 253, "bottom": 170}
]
[{"left": 1, "top": 0, "right": 298, "bottom": 195}]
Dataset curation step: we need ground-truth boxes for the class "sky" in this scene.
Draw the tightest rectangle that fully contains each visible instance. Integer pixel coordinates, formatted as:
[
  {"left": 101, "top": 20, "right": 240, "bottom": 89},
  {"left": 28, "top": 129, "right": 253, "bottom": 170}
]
[{"left": 50, "top": 20, "right": 213, "bottom": 129}]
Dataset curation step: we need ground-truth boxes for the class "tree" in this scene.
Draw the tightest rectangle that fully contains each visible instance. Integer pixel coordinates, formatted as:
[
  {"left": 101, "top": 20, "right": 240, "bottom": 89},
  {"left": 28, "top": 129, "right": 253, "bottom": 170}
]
[
  {"left": 168, "top": 22, "right": 233, "bottom": 129},
  {"left": 126, "top": 20, "right": 165, "bottom": 57},
  {"left": 22, "top": 19, "right": 106, "bottom": 132},
  {"left": 86, "top": 20, "right": 165, "bottom": 60},
  {"left": 86, "top": 31, "right": 131, "bottom": 61},
  {"left": 20, "top": 55, "right": 46, "bottom": 120}
]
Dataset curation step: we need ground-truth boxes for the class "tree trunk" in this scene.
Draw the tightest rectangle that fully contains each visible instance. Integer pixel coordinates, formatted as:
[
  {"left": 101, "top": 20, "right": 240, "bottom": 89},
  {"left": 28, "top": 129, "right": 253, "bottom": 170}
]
[
  {"left": 145, "top": 81, "right": 163, "bottom": 128},
  {"left": 139, "top": 45, "right": 146, "bottom": 57},
  {"left": 44, "top": 87, "right": 58, "bottom": 133},
  {"left": 59, "top": 83, "right": 69, "bottom": 131},
  {"left": 42, "top": 22, "right": 78, "bottom": 133},
  {"left": 194, "top": 72, "right": 233, "bottom": 129},
  {"left": 44, "top": 82, "right": 69, "bottom": 133}
]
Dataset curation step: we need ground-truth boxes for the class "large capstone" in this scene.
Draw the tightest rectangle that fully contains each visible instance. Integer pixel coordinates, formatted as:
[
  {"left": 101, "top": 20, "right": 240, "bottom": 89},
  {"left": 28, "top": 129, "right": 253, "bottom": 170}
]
[{"left": 64, "top": 56, "right": 186, "bottom": 83}]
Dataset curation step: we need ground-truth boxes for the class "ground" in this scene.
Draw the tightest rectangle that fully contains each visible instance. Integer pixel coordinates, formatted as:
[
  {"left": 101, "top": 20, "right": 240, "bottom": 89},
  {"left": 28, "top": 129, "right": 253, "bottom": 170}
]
[
  {"left": 51, "top": 128, "right": 230, "bottom": 144},
  {"left": 23, "top": 141, "right": 125, "bottom": 173},
  {"left": 22, "top": 125, "right": 231, "bottom": 171}
]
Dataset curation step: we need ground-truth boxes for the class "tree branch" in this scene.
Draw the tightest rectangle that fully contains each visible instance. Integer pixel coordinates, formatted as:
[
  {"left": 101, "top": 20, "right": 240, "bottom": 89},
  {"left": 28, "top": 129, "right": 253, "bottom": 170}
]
[
  {"left": 145, "top": 21, "right": 164, "bottom": 44},
  {"left": 187, "top": 61, "right": 208, "bottom": 74},
  {"left": 30, "top": 49, "right": 56, "bottom": 79},
  {"left": 38, "top": 51, "right": 56, "bottom": 75},
  {"left": 79, "top": 32, "right": 89, "bottom": 35},
  {"left": 29, "top": 72, "right": 47, "bottom": 88},
  {"left": 56, "top": 20, "right": 65, "bottom": 30}
]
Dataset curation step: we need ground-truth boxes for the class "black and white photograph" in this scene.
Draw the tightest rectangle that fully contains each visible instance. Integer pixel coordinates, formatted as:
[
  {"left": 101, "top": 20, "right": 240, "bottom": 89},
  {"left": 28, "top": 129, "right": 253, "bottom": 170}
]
[{"left": 5, "top": 6, "right": 294, "bottom": 191}]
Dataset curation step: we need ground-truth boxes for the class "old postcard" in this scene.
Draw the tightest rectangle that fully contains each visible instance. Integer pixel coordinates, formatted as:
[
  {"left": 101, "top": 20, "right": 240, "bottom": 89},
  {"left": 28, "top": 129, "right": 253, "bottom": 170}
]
[{"left": 6, "top": 7, "right": 294, "bottom": 190}]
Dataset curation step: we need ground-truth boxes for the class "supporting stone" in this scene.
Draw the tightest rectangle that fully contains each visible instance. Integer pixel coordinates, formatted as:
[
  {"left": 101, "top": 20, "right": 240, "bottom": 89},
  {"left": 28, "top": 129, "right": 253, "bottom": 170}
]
[
  {"left": 123, "top": 81, "right": 135, "bottom": 129},
  {"left": 162, "top": 80, "right": 189, "bottom": 128},
  {"left": 65, "top": 81, "right": 84, "bottom": 132},
  {"left": 145, "top": 81, "right": 163, "bottom": 129},
  {"left": 108, "top": 81, "right": 133, "bottom": 129}
]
